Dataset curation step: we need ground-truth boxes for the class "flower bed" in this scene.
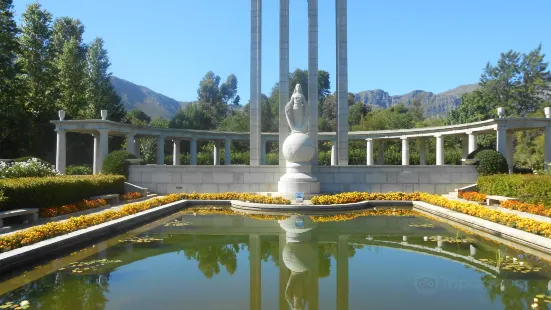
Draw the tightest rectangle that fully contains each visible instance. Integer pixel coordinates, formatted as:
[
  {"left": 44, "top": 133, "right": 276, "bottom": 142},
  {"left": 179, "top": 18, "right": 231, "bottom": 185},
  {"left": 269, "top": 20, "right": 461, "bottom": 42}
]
[
  {"left": 0, "top": 194, "right": 182, "bottom": 252},
  {"left": 0, "top": 175, "right": 125, "bottom": 211},
  {"left": 39, "top": 199, "right": 108, "bottom": 218},
  {"left": 177, "top": 192, "right": 290, "bottom": 205},
  {"left": 311, "top": 192, "right": 420, "bottom": 205},
  {"left": 311, "top": 209, "right": 419, "bottom": 223},
  {"left": 120, "top": 192, "right": 143, "bottom": 201},
  {"left": 458, "top": 191, "right": 487, "bottom": 203},
  {"left": 500, "top": 200, "right": 551, "bottom": 218}
]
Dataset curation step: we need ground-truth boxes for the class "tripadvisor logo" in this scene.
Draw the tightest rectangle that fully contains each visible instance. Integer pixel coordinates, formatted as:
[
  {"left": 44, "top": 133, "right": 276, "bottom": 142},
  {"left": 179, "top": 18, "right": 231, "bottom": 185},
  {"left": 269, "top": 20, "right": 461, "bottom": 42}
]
[{"left": 414, "top": 273, "right": 438, "bottom": 295}]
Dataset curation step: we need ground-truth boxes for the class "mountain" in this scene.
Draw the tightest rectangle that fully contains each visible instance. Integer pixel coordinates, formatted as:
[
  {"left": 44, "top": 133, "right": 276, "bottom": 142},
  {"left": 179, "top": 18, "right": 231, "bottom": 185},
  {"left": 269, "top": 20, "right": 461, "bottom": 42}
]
[
  {"left": 355, "top": 84, "right": 480, "bottom": 117},
  {"left": 110, "top": 76, "right": 189, "bottom": 118}
]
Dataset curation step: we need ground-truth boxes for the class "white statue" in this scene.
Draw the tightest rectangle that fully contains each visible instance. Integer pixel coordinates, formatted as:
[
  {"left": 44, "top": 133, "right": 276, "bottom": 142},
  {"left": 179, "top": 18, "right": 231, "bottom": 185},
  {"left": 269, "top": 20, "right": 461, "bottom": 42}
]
[{"left": 285, "top": 84, "right": 308, "bottom": 133}]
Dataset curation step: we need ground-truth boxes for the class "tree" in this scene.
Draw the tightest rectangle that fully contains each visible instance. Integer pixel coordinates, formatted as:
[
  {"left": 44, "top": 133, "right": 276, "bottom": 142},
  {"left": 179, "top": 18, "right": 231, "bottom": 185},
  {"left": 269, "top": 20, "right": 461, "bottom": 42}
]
[
  {"left": 0, "top": 0, "right": 24, "bottom": 157},
  {"left": 170, "top": 103, "right": 215, "bottom": 130},
  {"left": 288, "top": 69, "right": 331, "bottom": 101},
  {"left": 84, "top": 38, "right": 125, "bottom": 121},
  {"left": 55, "top": 37, "right": 87, "bottom": 118},
  {"left": 140, "top": 117, "right": 169, "bottom": 164},
  {"left": 124, "top": 109, "right": 151, "bottom": 126},
  {"left": 51, "top": 17, "right": 84, "bottom": 56}
]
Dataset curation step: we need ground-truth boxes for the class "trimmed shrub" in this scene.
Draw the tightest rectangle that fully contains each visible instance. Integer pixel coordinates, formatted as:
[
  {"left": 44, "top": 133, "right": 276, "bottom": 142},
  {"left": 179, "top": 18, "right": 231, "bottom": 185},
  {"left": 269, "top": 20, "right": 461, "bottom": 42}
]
[
  {"left": 101, "top": 150, "right": 137, "bottom": 177},
  {"left": 0, "top": 175, "right": 125, "bottom": 210},
  {"left": 14, "top": 156, "right": 52, "bottom": 167},
  {"left": 478, "top": 174, "right": 551, "bottom": 206},
  {"left": 66, "top": 165, "right": 92, "bottom": 175},
  {"left": 473, "top": 149, "right": 508, "bottom": 176},
  {"left": 466, "top": 148, "right": 491, "bottom": 159}
]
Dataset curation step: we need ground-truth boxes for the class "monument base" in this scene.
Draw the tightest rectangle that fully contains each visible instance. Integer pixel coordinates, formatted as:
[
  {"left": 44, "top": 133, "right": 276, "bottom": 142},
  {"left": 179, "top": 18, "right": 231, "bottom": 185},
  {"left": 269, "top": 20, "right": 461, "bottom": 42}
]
[{"left": 278, "top": 162, "right": 320, "bottom": 199}]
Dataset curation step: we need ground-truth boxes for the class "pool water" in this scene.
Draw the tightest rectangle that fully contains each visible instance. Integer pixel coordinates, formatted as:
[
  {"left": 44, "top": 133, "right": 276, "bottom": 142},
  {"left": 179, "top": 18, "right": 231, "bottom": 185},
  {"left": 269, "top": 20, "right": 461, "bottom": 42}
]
[{"left": 1, "top": 207, "right": 551, "bottom": 310}]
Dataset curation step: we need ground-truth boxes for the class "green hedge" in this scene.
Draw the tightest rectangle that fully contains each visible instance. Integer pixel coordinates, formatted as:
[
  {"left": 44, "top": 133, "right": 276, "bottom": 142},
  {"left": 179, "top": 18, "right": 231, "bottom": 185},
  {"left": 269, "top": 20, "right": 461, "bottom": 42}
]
[
  {"left": 0, "top": 175, "right": 126, "bottom": 210},
  {"left": 101, "top": 150, "right": 137, "bottom": 177},
  {"left": 478, "top": 174, "right": 551, "bottom": 205},
  {"left": 474, "top": 149, "right": 508, "bottom": 176}
]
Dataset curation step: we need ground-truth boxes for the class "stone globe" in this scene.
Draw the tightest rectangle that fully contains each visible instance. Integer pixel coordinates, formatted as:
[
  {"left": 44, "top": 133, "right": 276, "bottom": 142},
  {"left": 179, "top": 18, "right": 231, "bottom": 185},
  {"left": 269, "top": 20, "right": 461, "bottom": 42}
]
[{"left": 282, "top": 132, "right": 315, "bottom": 163}]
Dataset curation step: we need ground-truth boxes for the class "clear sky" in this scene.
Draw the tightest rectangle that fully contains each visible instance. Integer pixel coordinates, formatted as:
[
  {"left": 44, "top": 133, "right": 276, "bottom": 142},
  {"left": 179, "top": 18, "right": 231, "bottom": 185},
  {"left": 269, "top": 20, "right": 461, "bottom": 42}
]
[{"left": 13, "top": 0, "right": 551, "bottom": 103}]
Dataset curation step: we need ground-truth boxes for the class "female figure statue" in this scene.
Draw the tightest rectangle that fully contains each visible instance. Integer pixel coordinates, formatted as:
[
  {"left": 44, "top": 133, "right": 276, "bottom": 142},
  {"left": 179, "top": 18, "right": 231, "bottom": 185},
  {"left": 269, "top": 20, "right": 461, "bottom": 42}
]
[{"left": 285, "top": 84, "right": 308, "bottom": 133}]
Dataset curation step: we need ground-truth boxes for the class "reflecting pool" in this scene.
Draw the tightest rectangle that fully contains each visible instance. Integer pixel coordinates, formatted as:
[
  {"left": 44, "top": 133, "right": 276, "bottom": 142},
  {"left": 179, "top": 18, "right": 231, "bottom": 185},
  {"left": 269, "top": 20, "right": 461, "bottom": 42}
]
[{"left": 2, "top": 207, "right": 551, "bottom": 309}]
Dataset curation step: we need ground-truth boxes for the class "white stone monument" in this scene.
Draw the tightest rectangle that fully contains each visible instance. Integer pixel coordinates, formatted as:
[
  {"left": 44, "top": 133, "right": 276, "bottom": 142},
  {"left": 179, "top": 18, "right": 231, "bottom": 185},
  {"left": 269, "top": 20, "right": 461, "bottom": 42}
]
[{"left": 278, "top": 84, "right": 320, "bottom": 198}]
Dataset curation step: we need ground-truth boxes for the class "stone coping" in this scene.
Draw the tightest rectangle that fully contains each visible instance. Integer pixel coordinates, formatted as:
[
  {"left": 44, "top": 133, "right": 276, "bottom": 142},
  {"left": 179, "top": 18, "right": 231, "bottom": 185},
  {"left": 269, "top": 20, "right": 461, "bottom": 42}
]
[{"left": 230, "top": 199, "right": 412, "bottom": 212}]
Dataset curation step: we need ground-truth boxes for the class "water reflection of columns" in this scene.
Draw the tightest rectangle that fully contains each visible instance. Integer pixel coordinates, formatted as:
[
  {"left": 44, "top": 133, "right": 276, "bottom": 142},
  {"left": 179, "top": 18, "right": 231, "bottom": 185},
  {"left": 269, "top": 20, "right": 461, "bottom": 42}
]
[
  {"left": 337, "top": 235, "right": 349, "bottom": 310},
  {"left": 309, "top": 244, "right": 319, "bottom": 310},
  {"left": 279, "top": 234, "right": 290, "bottom": 310},
  {"left": 250, "top": 234, "right": 262, "bottom": 310}
]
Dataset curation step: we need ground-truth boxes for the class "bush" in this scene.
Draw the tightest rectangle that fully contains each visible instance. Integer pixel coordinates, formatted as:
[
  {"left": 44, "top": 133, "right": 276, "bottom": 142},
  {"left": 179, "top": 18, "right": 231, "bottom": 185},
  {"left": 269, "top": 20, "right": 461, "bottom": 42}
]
[
  {"left": 101, "top": 150, "right": 137, "bottom": 177},
  {"left": 478, "top": 174, "right": 551, "bottom": 205},
  {"left": 466, "top": 148, "right": 491, "bottom": 159},
  {"left": 0, "top": 175, "right": 125, "bottom": 210},
  {"left": 0, "top": 158, "right": 59, "bottom": 178},
  {"left": 66, "top": 165, "right": 92, "bottom": 175},
  {"left": 473, "top": 149, "right": 508, "bottom": 176}
]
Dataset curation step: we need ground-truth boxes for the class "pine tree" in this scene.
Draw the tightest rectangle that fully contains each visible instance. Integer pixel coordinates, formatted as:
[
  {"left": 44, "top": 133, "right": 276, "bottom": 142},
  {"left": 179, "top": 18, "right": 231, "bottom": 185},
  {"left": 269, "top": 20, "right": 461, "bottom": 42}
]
[
  {"left": 84, "top": 38, "right": 125, "bottom": 121},
  {"left": 0, "top": 0, "right": 23, "bottom": 157}
]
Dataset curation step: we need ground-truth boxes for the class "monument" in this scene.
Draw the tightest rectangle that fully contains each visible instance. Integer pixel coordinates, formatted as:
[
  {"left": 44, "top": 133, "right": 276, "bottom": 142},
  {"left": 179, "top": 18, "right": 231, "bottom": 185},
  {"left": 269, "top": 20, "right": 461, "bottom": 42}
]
[{"left": 278, "top": 85, "right": 320, "bottom": 197}]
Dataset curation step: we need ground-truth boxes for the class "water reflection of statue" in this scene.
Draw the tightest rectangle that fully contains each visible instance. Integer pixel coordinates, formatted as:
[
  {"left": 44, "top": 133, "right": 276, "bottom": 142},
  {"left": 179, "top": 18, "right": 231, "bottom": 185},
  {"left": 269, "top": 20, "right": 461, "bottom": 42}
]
[
  {"left": 285, "top": 84, "right": 308, "bottom": 133},
  {"left": 279, "top": 216, "right": 316, "bottom": 310}
]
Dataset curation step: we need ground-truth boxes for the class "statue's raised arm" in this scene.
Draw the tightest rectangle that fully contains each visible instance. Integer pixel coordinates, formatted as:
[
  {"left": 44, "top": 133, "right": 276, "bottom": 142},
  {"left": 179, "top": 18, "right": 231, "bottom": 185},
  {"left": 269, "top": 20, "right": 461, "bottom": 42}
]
[{"left": 285, "top": 84, "right": 308, "bottom": 133}]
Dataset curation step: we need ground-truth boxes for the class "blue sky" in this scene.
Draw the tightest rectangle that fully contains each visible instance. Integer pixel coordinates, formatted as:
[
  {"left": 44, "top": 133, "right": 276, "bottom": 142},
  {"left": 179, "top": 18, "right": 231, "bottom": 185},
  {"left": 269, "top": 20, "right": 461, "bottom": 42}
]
[{"left": 13, "top": 0, "right": 551, "bottom": 103}]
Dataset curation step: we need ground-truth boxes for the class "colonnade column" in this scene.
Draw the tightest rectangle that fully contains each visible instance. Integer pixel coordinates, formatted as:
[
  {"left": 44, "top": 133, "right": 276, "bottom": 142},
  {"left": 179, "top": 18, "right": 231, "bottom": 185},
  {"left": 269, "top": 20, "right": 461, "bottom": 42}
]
[
  {"left": 506, "top": 132, "right": 514, "bottom": 174},
  {"left": 173, "top": 139, "right": 181, "bottom": 165},
  {"left": 214, "top": 141, "right": 221, "bottom": 165},
  {"left": 224, "top": 138, "right": 232, "bottom": 165},
  {"left": 377, "top": 141, "right": 385, "bottom": 165},
  {"left": 126, "top": 133, "right": 135, "bottom": 156},
  {"left": 336, "top": 0, "right": 349, "bottom": 165},
  {"left": 249, "top": 234, "right": 262, "bottom": 310},
  {"left": 337, "top": 234, "right": 349, "bottom": 310},
  {"left": 467, "top": 131, "right": 477, "bottom": 154},
  {"left": 308, "top": 0, "right": 319, "bottom": 165},
  {"left": 156, "top": 136, "right": 165, "bottom": 165},
  {"left": 366, "top": 138, "right": 373, "bottom": 165},
  {"left": 55, "top": 129, "right": 67, "bottom": 174},
  {"left": 134, "top": 137, "right": 141, "bottom": 158},
  {"left": 250, "top": 0, "right": 262, "bottom": 166},
  {"left": 190, "top": 138, "right": 197, "bottom": 165},
  {"left": 92, "top": 133, "right": 100, "bottom": 174},
  {"left": 419, "top": 138, "right": 427, "bottom": 165},
  {"left": 97, "top": 129, "right": 109, "bottom": 172},
  {"left": 435, "top": 134, "right": 444, "bottom": 166},
  {"left": 401, "top": 137, "right": 409, "bottom": 166},
  {"left": 496, "top": 126, "right": 507, "bottom": 159},
  {"left": 545, "top": 107, "right": 551, "bottom": 170},
  {"left": 461, "top": 135, "right": 469, "bottom": 163},
  {"left": 331, "top": 140, "right": 337, "bottom": 166},
  {"left": 260, "top": 137, "right": 266, "bottom": 165}
]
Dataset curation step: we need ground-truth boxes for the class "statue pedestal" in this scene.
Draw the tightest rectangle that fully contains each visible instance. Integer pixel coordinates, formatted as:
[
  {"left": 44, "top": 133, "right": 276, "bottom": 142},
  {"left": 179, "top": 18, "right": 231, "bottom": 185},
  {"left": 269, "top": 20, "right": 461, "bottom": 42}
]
[{"left": 278, "top": 133, "right": 320, "bottom": 198}]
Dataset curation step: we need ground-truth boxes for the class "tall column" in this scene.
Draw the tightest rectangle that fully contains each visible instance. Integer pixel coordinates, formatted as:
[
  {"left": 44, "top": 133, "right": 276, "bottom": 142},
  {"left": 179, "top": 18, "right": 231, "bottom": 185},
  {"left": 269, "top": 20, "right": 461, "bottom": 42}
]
[
  {"left": 419, "top": 138, "right": 427, "bottom": 165},
  {"left": 308, "top": 0, "right": 319, "bottom": 165},
  {"left": 225, "top": 138, "right": 232, "bottom": 165},
  {"left": 435, "top": 134, "right": 444, "bottom": 166},
  {"left": 260, "top": 137, "right": 266, "bottom": 165},
  {"left": 190, "top": 138, "right": 197, "bottom": 165},
  {"left": 250, "top": 0, "right": 262, "bottom": 166},
  {"left": 461, "top": 135, "right": 469, "bottom": 163},
  {"left": 279, "top": 0, "right": 289, "bottom": 167},
  {"left": 97, "top": 129, "right": 109, "bottom": 172},
  {"left": 173, "top": 139, "right": 181, "bottom": 165},
  {"left": 377, "top": 141, "right": 385, "bottom": 165},
  {"left": 214, "top": 141, "right": 221, "bottom": 165},
  {"left": 156, "top": 136, "right": 165, "bottom": 165},
  {"left": 337, "top": 235, "right": 349, "bottom": 310},
  {"left": 545, "top": 126, "right": 551, "bottom": 170},
  {"left": 134, "top": 137, "right": 141, "bottom": 158},
  {"left": 467, "top": 131, "right": 477, "bottom": 154},
  {"left": 506, "top": 132, "right": 514, "bottom": 174},
  {"left": 93, "top": 133, "right": 100, "bottom": 174},
  {"left": 366, "top": 138, "right": 373, "bottom": 165},
  {"left": 331, "top": 140, "right": 337, "bottom": 166},
  {"left": 249, "top": 234, "right": 262, "bottom": 310},
  {"left": 496, "top": 126, "right": 507, "bottom": 159},
  {"left": 126, "top": 133, "right": 135, "bottom": 156},
  {"left": 55, "top": 129, "right": 67, "bottom": 174},
  {"left": 336, "top": 0, "right": 349, "bottom": 166},
  {"left": 401, "top": 137, "right": 409, "bottom": 166}
]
